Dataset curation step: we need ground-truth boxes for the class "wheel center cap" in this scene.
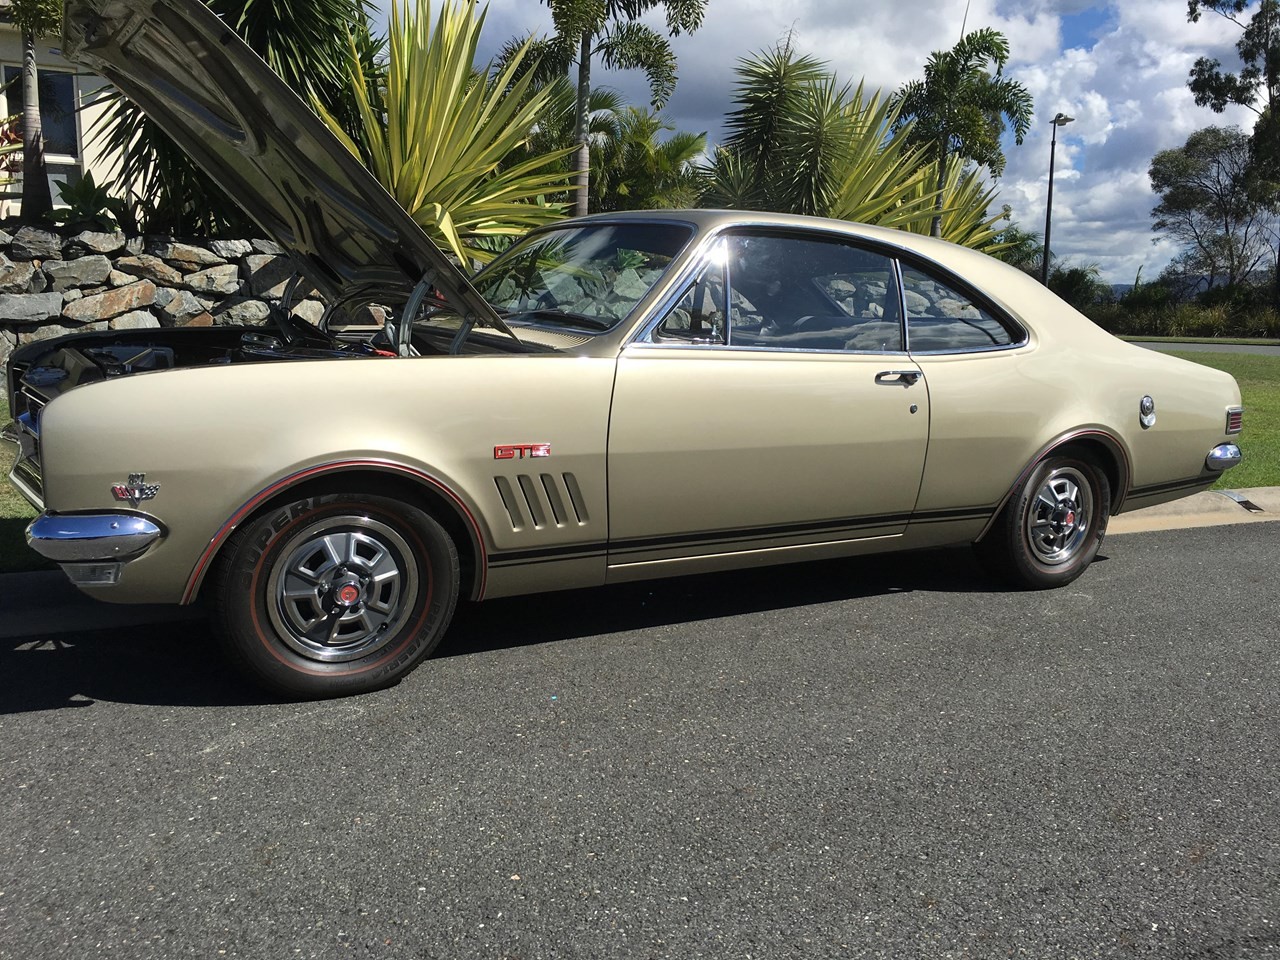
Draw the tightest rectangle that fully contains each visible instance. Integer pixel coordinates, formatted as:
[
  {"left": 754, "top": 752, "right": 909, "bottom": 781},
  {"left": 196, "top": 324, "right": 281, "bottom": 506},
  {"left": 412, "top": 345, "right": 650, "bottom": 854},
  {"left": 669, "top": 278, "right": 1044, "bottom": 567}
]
[{"left": 334, "top": 580, "right": 363, "bottom": 607}]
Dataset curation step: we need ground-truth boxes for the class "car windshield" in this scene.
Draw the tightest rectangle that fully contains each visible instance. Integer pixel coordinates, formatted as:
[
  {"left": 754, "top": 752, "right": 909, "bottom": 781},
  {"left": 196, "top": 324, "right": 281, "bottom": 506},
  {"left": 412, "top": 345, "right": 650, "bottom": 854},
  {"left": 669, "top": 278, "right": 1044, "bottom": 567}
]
[{"left": 473, "top": 222, "right": 694, "bottom": 331}]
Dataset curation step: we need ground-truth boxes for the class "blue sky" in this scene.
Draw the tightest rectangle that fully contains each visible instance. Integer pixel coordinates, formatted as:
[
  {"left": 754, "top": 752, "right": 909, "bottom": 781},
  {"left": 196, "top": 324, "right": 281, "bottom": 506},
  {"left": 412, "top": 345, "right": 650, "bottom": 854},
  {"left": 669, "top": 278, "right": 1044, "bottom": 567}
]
[{"left": 472, "top": 1, "right": 1261, "bottom": 283}]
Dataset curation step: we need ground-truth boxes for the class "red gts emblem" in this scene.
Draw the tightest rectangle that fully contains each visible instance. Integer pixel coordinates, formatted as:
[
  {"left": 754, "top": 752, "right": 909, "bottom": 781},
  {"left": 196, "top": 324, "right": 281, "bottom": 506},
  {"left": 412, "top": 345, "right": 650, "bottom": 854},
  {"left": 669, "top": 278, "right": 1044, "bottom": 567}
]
[{"left": 494, "top": 443, "right": 551, "bottom": 460}]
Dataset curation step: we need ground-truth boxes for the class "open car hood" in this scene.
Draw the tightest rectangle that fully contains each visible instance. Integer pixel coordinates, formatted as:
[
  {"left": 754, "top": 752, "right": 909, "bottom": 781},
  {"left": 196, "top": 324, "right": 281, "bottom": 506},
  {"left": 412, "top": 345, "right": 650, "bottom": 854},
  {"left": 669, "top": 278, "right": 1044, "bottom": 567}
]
[{"left": 61, "top": 0, "right": 509, "bottom": 335}]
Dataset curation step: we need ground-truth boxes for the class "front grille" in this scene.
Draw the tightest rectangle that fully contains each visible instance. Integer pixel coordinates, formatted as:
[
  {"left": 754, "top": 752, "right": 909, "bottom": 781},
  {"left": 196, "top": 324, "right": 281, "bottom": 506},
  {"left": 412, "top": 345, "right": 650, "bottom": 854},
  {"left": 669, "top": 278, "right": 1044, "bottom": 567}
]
[
  {"left": 1226, "top": 406, "right": 1244, "bottom": 435},
  {"left": 4, "top": 399, "right": 46, "bottom": 509}
]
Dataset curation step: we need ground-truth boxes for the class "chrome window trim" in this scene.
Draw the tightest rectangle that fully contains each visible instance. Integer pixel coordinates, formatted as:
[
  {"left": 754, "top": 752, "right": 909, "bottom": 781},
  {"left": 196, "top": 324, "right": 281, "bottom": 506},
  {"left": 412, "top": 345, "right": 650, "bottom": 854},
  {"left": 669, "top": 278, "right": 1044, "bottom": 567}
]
[
  {"left": 631, "top": 224, "right": 912, "bottom": 355},
  {"left": 897, "top": 253, "right": 1030, "bottom": 355}
]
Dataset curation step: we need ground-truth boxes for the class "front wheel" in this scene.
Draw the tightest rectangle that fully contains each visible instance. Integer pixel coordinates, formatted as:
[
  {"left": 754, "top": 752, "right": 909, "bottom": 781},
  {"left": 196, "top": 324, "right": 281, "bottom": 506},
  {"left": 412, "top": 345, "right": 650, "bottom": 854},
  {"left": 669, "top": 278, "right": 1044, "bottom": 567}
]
[
  {"left": 211, "top": 493, "right": 459, "bottom": 698},
  {"left": 978, "top": 455, "right": 1111, "bottom": 590}
]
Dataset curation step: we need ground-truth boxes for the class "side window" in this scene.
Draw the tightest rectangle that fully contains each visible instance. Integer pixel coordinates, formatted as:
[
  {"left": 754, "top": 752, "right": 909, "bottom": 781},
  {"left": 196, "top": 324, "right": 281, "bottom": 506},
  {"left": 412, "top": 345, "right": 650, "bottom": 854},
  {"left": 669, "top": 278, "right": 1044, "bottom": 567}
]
[
  {"left": 725, "top": 233, "right": 902, "bottom": 352},
  {"left": 3, "top": 67, "right": 79, "bottom": 157},
  {"left": 901, "top": 264, "right": 1021, "bottom": 352},
  {"left": 654, "top": 256, "right": 727, "bottom": 343}
]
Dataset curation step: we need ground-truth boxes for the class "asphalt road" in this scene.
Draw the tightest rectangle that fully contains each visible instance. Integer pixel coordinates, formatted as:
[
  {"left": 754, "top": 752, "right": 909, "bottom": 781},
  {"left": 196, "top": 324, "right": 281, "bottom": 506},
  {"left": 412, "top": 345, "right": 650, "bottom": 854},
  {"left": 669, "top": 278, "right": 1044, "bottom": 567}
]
[{"left": 2, "top": 524, "right": 1278, "bottom": 960}]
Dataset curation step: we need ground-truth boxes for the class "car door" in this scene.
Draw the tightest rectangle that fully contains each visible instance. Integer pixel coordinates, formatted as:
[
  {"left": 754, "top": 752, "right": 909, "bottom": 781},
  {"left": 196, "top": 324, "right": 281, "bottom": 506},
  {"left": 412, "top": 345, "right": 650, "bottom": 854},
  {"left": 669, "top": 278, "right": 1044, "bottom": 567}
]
[
  {"left": 897, "top": 260, "right": 1039, "bottom": 517},
  {"left": 606, "top": 230, "right": 930, "bottom": 573}
]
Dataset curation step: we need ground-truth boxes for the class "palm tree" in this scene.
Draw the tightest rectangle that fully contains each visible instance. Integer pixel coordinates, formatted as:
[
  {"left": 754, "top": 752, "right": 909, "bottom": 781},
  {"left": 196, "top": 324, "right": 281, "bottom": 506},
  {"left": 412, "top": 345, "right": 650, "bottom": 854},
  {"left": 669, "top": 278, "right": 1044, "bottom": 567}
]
[
  {"left": 594, "top": 107, "right": 705, "bottom": 210},
  {"left": 8, "top": 0, "right": 60, "bottom": 223},
  {"left": 538, "top": 0, "right": 707, "bottom": 216},
  {"left": 703, "top": 48, "right": 938, "bottom": 231},
  {"left": 317, "top": 0, "right": 574, "bottom": 262},
  {"left": 894, "top": 158, "right": 1013, "bottom": 253},
  {"left": 891, "top": 27, "right": 1033, "bottom": 237},
  {"left": 93, "top": 0, "right": 377, "bottom": 234}
]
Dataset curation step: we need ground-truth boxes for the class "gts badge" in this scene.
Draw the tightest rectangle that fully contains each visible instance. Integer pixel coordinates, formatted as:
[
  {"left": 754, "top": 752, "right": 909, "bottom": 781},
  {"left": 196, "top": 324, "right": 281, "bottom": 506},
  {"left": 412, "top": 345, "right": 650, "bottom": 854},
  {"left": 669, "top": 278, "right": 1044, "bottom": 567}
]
[
  {"left": 111, "top": 473, "right": 160, "bottom": 508},
  {"left": 494, "top": 443, "right": 551, "bottom": 460}
]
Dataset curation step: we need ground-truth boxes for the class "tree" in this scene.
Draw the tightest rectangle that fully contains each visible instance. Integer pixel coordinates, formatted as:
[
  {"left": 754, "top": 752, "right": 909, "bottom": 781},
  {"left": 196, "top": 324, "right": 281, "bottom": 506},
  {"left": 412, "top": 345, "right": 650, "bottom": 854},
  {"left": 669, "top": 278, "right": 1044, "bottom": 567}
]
[
  {"left": 1187, "top": 0, "right": 1280, "bottom": 303},
  {"left": 890, "top": 27, "right": 1033, "bottom": 238},
  {"left": 539, "top": 0, "right": 706, "bottom": 217},
  {"left": 593, "top": 107, "right": 705, "bottom": 210},
  {"left": 1149, "top": 125, "right": 1277, "bottom": 287},
  {"left": 701, "top": 45, "right": 1007, "bottom": 248},
  {"left": 8, "top": 0, "right": 60, "bottom": 223},
  {"left": 317, "top": 0, "right": 574, "bottom": 262},
  {"left": 94, "top": 0, "right": 377, "bottom": 234},
  {"left": 1187, "top": 0, "right": 1279, "bottom": 124}
]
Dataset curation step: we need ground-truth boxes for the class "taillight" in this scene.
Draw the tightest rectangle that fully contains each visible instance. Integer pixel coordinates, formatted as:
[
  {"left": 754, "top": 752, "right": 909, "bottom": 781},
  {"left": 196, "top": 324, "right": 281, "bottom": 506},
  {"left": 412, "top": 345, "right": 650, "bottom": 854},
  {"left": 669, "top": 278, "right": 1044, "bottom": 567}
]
[{"left": 1226, "top": 407, "right": 1244, "bottom": 435}]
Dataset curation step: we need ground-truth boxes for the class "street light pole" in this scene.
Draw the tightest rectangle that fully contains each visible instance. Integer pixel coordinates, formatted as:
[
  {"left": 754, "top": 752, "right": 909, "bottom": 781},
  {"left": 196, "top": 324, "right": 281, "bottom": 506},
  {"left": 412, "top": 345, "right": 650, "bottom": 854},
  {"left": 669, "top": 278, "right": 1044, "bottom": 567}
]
[{"left": 1041, "top": 112, "right": 1074, "bottom": 286}]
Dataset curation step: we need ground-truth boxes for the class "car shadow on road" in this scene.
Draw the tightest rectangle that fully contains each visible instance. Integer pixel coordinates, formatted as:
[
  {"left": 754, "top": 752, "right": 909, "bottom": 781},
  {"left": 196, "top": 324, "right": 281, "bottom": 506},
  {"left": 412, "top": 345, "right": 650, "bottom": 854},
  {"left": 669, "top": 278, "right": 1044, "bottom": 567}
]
[
  {"left": 0, "top": 545, "right": 1110, "bottom": 713},
  {"left": 437, "top": 544, "right": 1061, "bottom": 657},
  {"left": 0, "top": 618, "right": 269, "bottom": 714}
]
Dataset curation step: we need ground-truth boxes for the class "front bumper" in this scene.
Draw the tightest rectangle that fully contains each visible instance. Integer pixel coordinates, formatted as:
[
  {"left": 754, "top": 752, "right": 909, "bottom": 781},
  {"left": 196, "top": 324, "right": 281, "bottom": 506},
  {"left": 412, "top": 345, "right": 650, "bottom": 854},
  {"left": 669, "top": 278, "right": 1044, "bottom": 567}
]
[{"left": 27, "top": 512, "right": 165, "bottom": 586}]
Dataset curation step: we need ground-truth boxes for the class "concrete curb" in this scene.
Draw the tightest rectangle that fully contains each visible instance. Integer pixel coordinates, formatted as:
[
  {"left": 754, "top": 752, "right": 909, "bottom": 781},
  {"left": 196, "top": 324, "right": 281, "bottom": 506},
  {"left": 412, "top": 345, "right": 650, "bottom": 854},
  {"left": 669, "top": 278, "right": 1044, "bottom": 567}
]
[{"left": 1109, "top": 486, "right": 1280, "bottom": 535}]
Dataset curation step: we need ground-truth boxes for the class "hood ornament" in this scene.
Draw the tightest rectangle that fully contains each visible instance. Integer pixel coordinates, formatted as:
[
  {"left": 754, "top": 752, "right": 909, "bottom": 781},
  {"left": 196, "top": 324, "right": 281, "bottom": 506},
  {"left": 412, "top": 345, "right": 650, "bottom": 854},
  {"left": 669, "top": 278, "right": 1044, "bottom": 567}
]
[{"left": 111, "top": 473, "right": 160, "bottom": 508}]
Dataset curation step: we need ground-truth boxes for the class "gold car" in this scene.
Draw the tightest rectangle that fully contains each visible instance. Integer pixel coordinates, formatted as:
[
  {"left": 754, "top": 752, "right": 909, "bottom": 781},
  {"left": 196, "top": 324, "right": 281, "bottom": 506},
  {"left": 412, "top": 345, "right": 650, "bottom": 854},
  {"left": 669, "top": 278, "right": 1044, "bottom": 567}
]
[{"left": 3, "top": 0, "right": 1243, "bottom": 697}]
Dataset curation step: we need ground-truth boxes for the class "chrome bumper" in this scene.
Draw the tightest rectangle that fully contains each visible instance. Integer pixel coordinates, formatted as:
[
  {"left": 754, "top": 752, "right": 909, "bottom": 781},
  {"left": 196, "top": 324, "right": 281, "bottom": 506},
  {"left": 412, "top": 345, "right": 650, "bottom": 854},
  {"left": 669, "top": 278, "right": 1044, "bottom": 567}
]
[
  {"left": 1206, "top": 443, "right": 1242, "bottom": 472},
  {"left": 27, "top": 512, "right": 164, "bottom": 562}
]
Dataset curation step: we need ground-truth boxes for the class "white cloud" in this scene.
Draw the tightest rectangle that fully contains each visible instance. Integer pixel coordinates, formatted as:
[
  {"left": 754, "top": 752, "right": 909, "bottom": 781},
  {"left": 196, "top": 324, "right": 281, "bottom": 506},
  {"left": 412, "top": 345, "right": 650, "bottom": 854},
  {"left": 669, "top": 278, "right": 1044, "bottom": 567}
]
[{"left": 464, "top": 0, "right": 1263, "bottom": 282}]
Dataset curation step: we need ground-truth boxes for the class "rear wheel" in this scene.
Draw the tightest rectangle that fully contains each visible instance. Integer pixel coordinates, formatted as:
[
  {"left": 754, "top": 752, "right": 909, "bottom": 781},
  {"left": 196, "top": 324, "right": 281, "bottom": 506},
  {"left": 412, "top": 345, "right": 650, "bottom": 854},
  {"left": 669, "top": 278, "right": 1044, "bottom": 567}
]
[
  {"left": 979, "top": 454, "right": 1110, "bottom": 589},
  {"left": 212, "top": 493, "right": 459, "bottom": 698}
]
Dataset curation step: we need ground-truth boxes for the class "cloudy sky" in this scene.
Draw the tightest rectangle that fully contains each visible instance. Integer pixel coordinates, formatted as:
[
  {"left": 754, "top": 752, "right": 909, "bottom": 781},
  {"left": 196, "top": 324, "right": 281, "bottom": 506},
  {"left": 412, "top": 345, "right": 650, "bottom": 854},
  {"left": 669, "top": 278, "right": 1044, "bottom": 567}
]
[{"left": 470, "top": 0, "right": 1261, "bottom": 283}]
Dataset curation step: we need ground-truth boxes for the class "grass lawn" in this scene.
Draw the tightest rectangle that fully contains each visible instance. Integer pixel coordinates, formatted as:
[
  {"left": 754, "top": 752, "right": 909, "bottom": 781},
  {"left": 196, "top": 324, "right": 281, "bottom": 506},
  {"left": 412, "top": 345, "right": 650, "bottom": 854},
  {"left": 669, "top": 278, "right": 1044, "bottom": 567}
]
[
  {"left": 1, "top": 351, "right": 1276, "bottom": 576},
  {"left": 1169, "top": 351, "right": 1280, "bottom": 490}
]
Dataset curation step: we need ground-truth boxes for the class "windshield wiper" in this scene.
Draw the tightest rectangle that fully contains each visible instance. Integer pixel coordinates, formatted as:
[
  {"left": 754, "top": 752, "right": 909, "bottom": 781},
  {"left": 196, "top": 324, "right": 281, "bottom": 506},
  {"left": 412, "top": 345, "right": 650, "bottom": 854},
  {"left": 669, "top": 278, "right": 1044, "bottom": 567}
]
[{"left": 503, "top": 308, "right": 614, "bottom": 331}]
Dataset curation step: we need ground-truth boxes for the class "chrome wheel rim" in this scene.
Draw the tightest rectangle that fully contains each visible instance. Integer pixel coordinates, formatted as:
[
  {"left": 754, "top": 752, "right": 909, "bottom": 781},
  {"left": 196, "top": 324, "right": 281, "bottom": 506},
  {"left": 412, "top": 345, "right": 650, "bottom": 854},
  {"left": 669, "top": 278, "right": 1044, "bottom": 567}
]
[
  {"left": 1024, "top": 466, "right": 1093, "bottom": 566},
  {"left": 266, "top": 515, "right": 419, "bottom": 662}
]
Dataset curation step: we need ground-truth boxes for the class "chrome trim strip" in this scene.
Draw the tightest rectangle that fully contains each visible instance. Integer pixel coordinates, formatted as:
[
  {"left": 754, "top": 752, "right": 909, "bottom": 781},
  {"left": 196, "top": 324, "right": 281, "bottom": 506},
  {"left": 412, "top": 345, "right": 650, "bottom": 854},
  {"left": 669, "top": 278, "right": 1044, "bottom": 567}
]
[
  {"left": 1206, "top": 443, "right": 1242, "bottom": 471},
  {"left": 26, "top": 512, "right": 164, "bottom": 563}
]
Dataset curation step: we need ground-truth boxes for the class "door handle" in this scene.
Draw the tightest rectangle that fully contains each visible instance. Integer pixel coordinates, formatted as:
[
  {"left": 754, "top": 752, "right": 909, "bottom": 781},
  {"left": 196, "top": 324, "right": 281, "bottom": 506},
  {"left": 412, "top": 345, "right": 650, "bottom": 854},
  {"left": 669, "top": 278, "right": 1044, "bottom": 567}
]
[{"left": 875, "top": 370, "right": 922, "bottom": 387}]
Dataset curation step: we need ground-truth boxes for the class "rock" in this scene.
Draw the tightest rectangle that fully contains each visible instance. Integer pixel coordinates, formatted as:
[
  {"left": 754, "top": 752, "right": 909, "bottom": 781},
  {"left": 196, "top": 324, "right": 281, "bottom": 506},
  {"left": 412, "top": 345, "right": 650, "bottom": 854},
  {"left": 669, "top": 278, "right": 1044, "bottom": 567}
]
[
  {"left": 62, "top": 280, "right": 156, "bottom": 323},
  {"left": 0, "top": 229, "right": 13, "bottom": 246},
  {"left": 9, "top": 227, "right": 63, "bottom": 261},
  {"left": 44, "top": 255, "right": 113, "bottom": 291},
  {"left": 108, "top": 270, "right": 139, "bottom": 287},
  {"left": 209, "top": 239, "right": 253, "bottom": 259},
  {"left": 251, "top": 238, "right": 284, "bottom": 255},
  {"left": 115, "top": 254, "right": 184, "bottom": 286},
  {"left": 244, "top": 254, "right": 303, "bottom": 298},
  {"left": 935, "top": 297, "right": 980, "bottom": 319},
  {"left": 184, "top": 263, "right": 241, "bottom": 296},
  {"left": 147, "top": 240, "right": 225, "bottom": 269},
  {"left": 21, "top": 321, "right": 80, "bottom": 344},
  {"left": 124, "top": 236, "right": 144, "bottom": 256},
  {"left": 64, "top": 230, "right": 126, "bottom": 258},
  {"left": 156, "top": 289, "right": 207, "bottom": 325},
  {"left": 111, "top": 310, "right": 161, "bottom": 330},
  {"left": 0, "top": 328, "right": 16, "bottom": 368},
  {"left": 182, "top": 312, "right": 215, "bottom": 327},
  {"left": 0, "top": 256, "right": 42, "bottom": 294},
  {"left": 63, "top": 289, "right": 84, "bottom": 303},
  {"left": 612, "top": 268, "right": 649, "bottom": 301},
  {"left": 212, "top": 297, "right": 270, "bottom": 324},
  {"left": 904, "top": 290, "right": 931, "bottom": 315},
  {"left": 291, "top": 299, "right": 325, "bottom": 325},
  {"left": 0, "top": 292, "right": 63, "bottom": 322}
]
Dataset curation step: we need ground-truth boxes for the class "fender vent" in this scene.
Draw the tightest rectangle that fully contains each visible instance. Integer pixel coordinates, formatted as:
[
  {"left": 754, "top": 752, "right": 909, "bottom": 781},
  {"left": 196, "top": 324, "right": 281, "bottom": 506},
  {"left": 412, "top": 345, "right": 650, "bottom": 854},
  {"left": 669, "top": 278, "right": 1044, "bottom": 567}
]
[{"left": 495, "top": 472, "right": 590, "bottom": 532}]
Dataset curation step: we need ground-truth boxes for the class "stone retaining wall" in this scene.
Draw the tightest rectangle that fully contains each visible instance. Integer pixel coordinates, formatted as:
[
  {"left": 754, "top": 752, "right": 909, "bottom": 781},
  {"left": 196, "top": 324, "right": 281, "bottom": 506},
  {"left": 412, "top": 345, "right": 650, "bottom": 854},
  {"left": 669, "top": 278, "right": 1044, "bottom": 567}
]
[{"left": 0, "top": 224, "right": 322, "bottom": 375}]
